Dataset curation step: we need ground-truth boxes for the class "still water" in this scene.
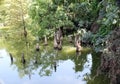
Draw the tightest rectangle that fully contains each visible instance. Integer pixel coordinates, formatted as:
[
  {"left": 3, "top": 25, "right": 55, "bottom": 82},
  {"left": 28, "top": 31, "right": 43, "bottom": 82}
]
[
  {"left": 0, "top": 48, "right": 92, "bottom": 84},
  {"left": 0, "top": 33, "right": 109, "bottom": 84}
]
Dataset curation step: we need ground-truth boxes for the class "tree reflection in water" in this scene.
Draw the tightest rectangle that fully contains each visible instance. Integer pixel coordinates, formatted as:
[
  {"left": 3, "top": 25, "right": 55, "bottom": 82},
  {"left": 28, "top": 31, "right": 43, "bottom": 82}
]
[
  {"left": 9, "top": 53, "right": 13, "bottom": 65},
  {"left": 0, "top": 34, "right": 109, "bottom": 84}
]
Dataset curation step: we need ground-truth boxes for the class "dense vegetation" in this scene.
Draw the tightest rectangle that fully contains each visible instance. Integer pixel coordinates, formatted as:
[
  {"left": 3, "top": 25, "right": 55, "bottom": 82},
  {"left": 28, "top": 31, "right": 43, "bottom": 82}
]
[
  {"left": 0, "top": 0, "right": 120, "bottom": 83},
  {"left": 1, "top": 0, "right": 119, "bottom": 44}
]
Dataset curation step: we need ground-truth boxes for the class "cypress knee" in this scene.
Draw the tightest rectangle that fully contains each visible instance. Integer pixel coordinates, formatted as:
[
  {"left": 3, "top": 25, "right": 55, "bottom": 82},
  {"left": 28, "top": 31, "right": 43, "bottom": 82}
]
[
  {"left": 54, "top": 33, "right": 58, "bottom": 49},
  {"left": 44, "top": 35, "right": 48, "bottom": 46},
  {"left": 76, "top": 41, "right": 82, "bottom": 52}
]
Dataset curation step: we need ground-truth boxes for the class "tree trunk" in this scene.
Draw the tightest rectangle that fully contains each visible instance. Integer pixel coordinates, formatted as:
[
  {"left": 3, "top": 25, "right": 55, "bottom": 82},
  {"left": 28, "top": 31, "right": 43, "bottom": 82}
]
[
  {"left": 44, "top": 35, "right": 48, "bottom": 46},
  {"left": 54, "top": 33, "right": 58, "bottom": 49},
  {"left": 54, "top": 28, "right": 63, "bottom": 50},
  {"left": 76, "top": 40, "right": 82, "bottom": 52},
  {"left": 58, "top": 40, "right": 62, "bottom": 50}
]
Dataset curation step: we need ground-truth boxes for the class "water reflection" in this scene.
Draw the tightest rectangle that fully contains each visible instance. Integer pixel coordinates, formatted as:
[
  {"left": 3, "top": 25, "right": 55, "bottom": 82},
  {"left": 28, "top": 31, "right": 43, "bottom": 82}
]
[
  {"left": 0, "top": 48, "right": 93, "bottom": 84},
  {"left": 9, "top": 53, "right": 13, "bottom": 65},
  {"left": 0, "top": 33, "right": 109, "bottom": 84}
]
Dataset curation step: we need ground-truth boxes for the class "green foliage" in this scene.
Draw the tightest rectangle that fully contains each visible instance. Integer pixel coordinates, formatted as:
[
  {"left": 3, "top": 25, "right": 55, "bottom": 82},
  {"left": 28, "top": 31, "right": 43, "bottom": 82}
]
[
  {"left": 92, "top": 0, "right": 120, "bottom": 52},
  {"left": 28, "top": 0, "right": 119, "bottom": 52},
  {"left": 77, "top": 29, "right": 93, "bottom": 45},
  {"left": 82, "top": 31, "right": 93, "bottom": 44},
  {"left": 0, "top": 1, "right": 7, "bottom": 24},
  {"left": 29, "top": 0, "right": 99, "bottom": 38},
  {"left": 0, "top": 0, "right": 30, "bottom": 34},
  {"left": 0, "top": 0, "right": 4, "bottom": 5}
]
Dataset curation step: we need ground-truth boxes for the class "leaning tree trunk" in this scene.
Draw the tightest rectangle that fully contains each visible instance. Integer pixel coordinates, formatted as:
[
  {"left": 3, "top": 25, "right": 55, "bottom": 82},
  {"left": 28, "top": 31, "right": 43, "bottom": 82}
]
[{"left": 90, "top": 7, "right": 105, "bottom": 34}]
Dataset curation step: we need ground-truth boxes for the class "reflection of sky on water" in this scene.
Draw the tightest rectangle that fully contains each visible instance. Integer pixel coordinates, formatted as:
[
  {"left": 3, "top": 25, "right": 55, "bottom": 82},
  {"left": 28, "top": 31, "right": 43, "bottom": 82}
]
[{"left": 0, "top": 49, "right": 92, "bottom": 84}]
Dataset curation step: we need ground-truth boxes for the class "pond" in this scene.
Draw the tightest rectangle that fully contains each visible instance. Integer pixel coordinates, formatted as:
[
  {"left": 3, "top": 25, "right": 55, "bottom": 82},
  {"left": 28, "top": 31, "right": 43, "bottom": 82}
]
[
  {"left": 0, "top": 32, "right": 109, "bottom": 84},
  {"left": 0, "top": 49, "right": 91, "bottom": 84}
]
